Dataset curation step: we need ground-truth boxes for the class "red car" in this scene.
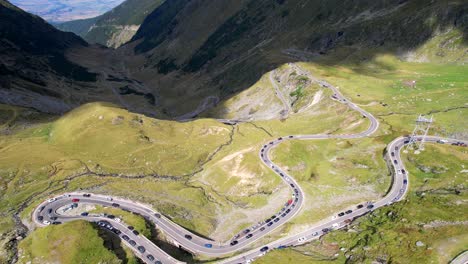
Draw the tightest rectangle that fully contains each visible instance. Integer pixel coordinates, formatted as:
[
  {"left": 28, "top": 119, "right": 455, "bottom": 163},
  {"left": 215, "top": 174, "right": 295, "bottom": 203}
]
[{"left": 72, "top": 198, "right": 80, "bottom": 203}]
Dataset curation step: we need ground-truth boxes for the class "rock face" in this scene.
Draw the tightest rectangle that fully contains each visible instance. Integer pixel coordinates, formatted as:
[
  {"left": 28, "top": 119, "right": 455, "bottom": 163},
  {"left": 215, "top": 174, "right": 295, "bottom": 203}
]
[{"left": 55, "top": 0, "right": 165, "bottom": 48}]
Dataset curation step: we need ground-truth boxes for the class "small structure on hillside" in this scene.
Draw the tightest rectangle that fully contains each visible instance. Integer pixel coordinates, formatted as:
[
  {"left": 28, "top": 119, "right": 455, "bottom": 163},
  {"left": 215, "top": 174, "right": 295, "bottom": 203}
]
[{"left": 406, "top": 114, "right": 433, "bottom": 152}]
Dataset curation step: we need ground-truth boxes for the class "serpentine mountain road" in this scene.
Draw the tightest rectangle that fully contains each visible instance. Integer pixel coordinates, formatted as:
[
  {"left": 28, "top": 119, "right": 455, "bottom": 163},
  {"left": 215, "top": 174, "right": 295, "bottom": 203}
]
[{"left": 32, "top": 66, "right": 466, "bottom": 264}]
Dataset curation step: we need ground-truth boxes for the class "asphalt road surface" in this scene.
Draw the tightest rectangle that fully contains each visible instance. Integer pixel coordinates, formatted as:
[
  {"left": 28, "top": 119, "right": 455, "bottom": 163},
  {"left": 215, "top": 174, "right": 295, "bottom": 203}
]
[{"left": 32, "top": 66, "right": 467, "bottom": 264}]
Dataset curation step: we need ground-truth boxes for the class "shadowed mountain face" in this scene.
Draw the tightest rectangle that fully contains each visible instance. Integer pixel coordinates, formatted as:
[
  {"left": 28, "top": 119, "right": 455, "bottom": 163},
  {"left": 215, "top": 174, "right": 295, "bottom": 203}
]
[
  {"left": 0, "top": 0, "right": 466, "bottom": 118},
  {"left": 0, "top": 0, "right": 157, "bottom": 115},
  {"left": 125, "top": 0, "right": 467, "bottom": 117}
]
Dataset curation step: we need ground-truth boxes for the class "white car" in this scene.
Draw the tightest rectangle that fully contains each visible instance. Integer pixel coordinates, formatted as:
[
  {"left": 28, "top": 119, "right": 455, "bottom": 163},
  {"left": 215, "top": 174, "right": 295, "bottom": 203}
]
[
  {"left": 298, "top": 237, "right": 306, "bottom": 242},
  {"left": 47, "top": 198, "right": 56, "bottom": 203},
  {"left": 43, "top": 220, "right": 51, "bottom": 225}
]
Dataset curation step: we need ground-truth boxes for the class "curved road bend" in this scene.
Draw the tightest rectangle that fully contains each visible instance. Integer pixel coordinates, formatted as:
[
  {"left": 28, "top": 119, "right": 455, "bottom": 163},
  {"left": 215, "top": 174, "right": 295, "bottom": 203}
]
[
  {"left": 31, "top": 66, "right": 465, "bottom": 264},
  {"left": 33, "top": 70, "right": 377, "bottom": 261}
]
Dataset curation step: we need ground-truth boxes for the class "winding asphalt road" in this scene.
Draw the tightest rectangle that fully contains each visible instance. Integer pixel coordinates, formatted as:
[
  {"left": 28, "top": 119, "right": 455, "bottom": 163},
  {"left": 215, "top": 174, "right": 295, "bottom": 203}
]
[{"left": 31, "top": 66, "right": 467, "bottom": 264}]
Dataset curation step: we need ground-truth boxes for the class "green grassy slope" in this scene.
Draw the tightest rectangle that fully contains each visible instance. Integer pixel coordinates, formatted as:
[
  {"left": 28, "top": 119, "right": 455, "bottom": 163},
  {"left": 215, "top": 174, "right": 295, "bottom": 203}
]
[
  {"left": 18, "top": 221, "right": 120, "bottom": 264},
  {"left": 255, "top": 144, "right": 468, "bottom": 264}
]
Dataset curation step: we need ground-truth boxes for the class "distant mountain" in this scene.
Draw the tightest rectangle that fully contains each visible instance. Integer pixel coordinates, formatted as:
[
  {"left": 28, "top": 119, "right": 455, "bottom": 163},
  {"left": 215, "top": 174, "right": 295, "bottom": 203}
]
[
  {"left": 9, "top": 0, "right": 125, "bottom": 22},
  {"left": 55, "top": 0, "right": 165, "bottom": 48},
  {"left": 124, "top": 0, "right": 467, "bottom": 117}
]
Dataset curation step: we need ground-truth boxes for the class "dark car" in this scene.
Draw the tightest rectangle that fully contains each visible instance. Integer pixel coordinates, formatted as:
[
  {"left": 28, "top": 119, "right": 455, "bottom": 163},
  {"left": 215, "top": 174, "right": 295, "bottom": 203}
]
[
  {"left": 154, "top": 213, "right": 161, "bottom": 218},
  {"left": 52, "top": 221, "right": 62, "bottom": 225},
  {"left": 50, "top": 216, "right": 58, "bottom": 220},
  {"left": 243, "top": 229, "right": 251, "bottom": 234},
  {"left": 111, "top": 203, "right": 120, "bottom": 207},
  {"left": 403, "top": 179, "right": 408, "bottom": 184},
  {"left": 294, "top": 189, "right": 299, "bottom": 193},
  {"left": 112, "top": 229, "right": 121, "bottom": 235},
  {"left": 137, "top": 246, "right": 145, "bottom": 253},
  {"left": 127, "top": 226, "right": 134, "bottom": 230},
  {"left": 260, "top": 227, "right": 266, "bottom": 231},
  {"left": 391, "top": 152, "right": 395, "bottom": 157},
  {"left": 401, "top": 169, "right": 406, "bottom": 174},
  {"left": 322, "top": 228, "right": 329, "bottom": 233},
  {"left": 47, "top": 208, "right": 53, "bottom": 214},
  {"left": 37, "top": 215, "right": 44, "bottom": 221},
  {"left": 260, "top": 246, "right": 269, "bottom": 252},
  {"left": 394, "top": 160, "right": 398, "bottom": 164},
  {"left": 338, "top": 212, "right": 345, "bottom": 217},
  {"left": 290, "top": 184, "right": 295, "bottom": 188},
  {"left": 107, "top": 215, "right": 115, "bottom": 219},
  {"left": 366, "top": 204, "right": 374, "bottom": 209},
  {"left": 281, "top": 213, "right": 286, "bottom": 217},
  {"left": 184, "top": 234, "right": 192, "bottom": 240},
  {"left": 81, "top": 212, "right": 89, "bottom": 216},
  {"left": 357, "top": 204, "right": 364, "bottom": 209},
  {"left": 265, "top": 218, "right": 271, "bottom": 223},
  {"left": 82, "top": 194, "right": 91, "bottom": 197},
  {"left": 286, "top": 209, "right": 291, "bottom": 213},
  {"left": 267, "top": 222, "right": 274, "bottom": 226},
  {"left": 129, "top": 240, "right": 136, "bottom": 247},
  {"left": 122, "top": 235, "right": 130, "bottom": 241},
  {"left": 246, "top": 234, "right": 253, "bottom": 239},
  {"left": 274, "top": 218, "right": 280, "bottom": 222},
  {"left": 39, "top": 206, "right": 45, "bottom": 212},
  {"left": 289, "top": 136, "right": 294, "bottom": 138},
  {"left": 155, "top": 261, "right": 162, "bottom": 264},
  {"left": 133, "top": 230, "right": 139, "bottom": 236},
  {"left": 345, "top": 210, "right": 353, "bottom": 214},
  {"left": 295, "top": 197, "right": 299, "bottom": 202},
  {"left": 147, "top": 255, "right": 155, "bottom": 261},
  {"left": 278, "top": 137, "right": 283, "bottom": 140},
  {"left": 230, "top": 240, "right": 238, "bottom": 246}
]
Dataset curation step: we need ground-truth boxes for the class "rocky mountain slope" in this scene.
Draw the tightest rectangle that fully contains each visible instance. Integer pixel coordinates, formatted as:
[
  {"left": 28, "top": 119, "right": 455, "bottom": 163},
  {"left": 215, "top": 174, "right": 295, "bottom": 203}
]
[
  {"left": 122, "top": 0, "right": 467, "bottom": 118},
  {"left": 0, "top": 0, "right": 158, "bottom": 115},
  {"left": 55, "top": 0, "right": 165, "bottom": 48}
]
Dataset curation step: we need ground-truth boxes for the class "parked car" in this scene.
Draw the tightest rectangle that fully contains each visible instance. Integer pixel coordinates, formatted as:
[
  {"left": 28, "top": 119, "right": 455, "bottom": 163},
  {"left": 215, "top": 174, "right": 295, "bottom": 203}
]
[
  {"left": 260, "top": 246, "right": 269, "bottom": 252},
  {"left": 137, "top": 246, "right": 145, "bottom": 253},
  {"left": 122, "top": 235, "right": 130, "bottom": 241},
  {"left": 357, "top": 204, "right": 364, "bottom": 209},
  {"left": 230, "top": 240, "right": 238, "bottom": 246},
  {"left": 111, "top": 203, "right": 120, "bottom": 207},
  {"left": 246, "top": 234, "right": 253, "bottom": 239},
  {"left": 147, "top": 255, "right": 155, "bottom": 261},
  {"left": 82, "top": 194, "right": 91, "bottom": 197}
]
